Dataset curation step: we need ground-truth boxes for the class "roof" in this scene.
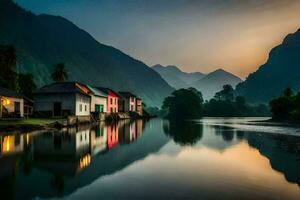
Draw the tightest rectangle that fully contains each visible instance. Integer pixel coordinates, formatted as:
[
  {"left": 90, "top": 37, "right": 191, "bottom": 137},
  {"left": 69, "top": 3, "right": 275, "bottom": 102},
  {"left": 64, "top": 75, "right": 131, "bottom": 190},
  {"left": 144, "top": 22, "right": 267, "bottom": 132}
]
[
  {"left": 97, "top": 87, "right": 119, "bottom": 97},
  {"left": 0, "top": 86, "right": 23, "bottom": 98},
  {"left": 35, "top": 82, "right": 90, "bottom": 96},
  {"left": 86, "top": 85, "right": 107, "bottom": 98},
  {"left": 118, "top": 91, "right": 137, "bottom": 98}
]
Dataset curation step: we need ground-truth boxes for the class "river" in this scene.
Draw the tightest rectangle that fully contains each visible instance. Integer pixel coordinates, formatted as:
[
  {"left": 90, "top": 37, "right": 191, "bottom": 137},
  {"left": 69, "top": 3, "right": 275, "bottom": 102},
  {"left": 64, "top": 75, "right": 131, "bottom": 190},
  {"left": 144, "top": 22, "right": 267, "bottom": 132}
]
[{"left": 0, "top": 118, "right": 300, "bottom": 200}]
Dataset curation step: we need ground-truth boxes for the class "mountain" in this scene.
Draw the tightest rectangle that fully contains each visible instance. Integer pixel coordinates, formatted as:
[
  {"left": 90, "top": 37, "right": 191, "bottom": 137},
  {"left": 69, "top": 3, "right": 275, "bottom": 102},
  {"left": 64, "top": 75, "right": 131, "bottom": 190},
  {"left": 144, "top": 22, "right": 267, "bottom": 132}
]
[
  {"left": 236, "top": 29, "right": 300, "bottom": 103},
  {"left": 152, "top": 64, "right": 205, "bottom": 89},
  {"left": 0, "top": 0, "right": 173, "bottom": 106},
  {"left": 192, "top": 69, "right": 242, "bottom": 100}
]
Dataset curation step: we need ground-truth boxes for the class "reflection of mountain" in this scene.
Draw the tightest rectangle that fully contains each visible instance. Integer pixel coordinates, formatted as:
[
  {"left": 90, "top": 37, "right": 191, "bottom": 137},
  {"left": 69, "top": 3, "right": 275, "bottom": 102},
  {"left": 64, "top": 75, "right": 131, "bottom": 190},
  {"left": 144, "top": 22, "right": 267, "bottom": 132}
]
[
  {"left": 2, "top": 119, "right": 169, "bottom": 200},
  {"left": 247, "top": 134, "right": 300, "bottom": 186}
]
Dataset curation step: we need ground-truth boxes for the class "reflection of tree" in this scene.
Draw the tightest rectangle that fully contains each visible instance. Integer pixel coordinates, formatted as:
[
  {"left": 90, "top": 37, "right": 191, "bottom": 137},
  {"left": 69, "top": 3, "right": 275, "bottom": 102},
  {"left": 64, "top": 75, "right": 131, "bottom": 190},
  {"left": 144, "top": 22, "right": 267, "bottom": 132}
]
[
  {"left": 236, "top": 131, "right": 245, "bottom": 140},
  {"left": 163, "top": 121, "right": 203, "bottom": 146},
  {"left": 215, "top": 126, "right": 235, "bottom": 142}
]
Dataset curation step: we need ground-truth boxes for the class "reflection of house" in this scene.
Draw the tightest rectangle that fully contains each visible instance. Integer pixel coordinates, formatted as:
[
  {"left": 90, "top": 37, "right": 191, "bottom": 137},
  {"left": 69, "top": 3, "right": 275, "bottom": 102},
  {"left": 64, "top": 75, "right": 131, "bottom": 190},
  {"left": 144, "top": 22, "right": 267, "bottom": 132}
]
[
  {"left": 90, "top": 122, "right": 107, "bottom": 155},
  {"left": 136, "top": 98, "right": 143, "bottom": 116},
  {"left": 33, "top": 128, "right": 91, "bottom": 174},
  {"left": 107, "top": 123, "right": 118, "bottom": 149},
  {"left": 97, "top": 87, "right": 119, "bottom": 113},
  {"left": 119, "top": 120, "right": 143, "bottom": 144},
  {"left": 0, "top": 134, "right": 24, "bottom": 156},
  {"left": 34, "top": 82, "right": 91, "bottom": 117},
  {"left": 118, "top": 92, "right": 136, "bottom": 112},
  {"left": 87, "top": 85, "right": 107, "bottom": 113},
  {"left": 0, "top": 86, "right": 24, "bottom": 118}
]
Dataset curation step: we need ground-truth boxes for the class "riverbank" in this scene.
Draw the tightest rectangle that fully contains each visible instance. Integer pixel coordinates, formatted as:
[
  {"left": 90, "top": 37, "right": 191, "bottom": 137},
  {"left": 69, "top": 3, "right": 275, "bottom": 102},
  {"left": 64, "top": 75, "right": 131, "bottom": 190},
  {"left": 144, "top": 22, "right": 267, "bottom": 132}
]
[{"left": 0, "top": 118, "right": 65, "bottom": 132}]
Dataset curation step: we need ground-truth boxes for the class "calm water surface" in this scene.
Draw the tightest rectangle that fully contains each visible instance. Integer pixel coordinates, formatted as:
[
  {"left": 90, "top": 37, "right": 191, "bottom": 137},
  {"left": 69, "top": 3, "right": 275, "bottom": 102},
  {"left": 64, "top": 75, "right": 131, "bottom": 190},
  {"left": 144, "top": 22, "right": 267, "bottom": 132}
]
[{"left": 1, "top": 118, "right": 300, "bottom": 200}]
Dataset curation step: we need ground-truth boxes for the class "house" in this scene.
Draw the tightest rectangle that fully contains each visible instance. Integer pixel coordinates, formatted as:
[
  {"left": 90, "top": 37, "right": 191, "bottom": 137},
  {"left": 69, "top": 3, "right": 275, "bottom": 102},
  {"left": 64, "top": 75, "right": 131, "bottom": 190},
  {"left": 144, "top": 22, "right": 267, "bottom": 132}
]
[
  {"left": 0, "top": 86, "right": 24, "bottom": 118},
  {"left": 118, "top": 91, "right": 137, "bottom": 113},
  {"left": 34, "top": 82, "right": 91, "bottom": 117},
  {"left": 86, "top": 85, "right": 107, "bottom": 113},
  {"left": 136, "top": 98, "right": 143, "bottom": 116},
  {"left": 97, "top": 87, "right": 119, "bottom": 113}
]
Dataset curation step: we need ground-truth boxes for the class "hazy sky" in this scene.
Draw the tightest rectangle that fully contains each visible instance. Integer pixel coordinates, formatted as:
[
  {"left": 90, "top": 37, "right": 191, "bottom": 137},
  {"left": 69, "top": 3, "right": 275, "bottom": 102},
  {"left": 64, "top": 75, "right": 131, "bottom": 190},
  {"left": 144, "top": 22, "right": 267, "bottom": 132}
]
[{"left": 16, "top": 0, "right": 300, "bottom": 78}]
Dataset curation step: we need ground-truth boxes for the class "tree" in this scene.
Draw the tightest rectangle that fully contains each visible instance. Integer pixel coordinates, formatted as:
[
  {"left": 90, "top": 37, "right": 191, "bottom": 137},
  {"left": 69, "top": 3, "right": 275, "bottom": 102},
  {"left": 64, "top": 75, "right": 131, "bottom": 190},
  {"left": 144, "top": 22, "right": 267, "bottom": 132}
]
[
  {"left": 214, "top": 84, "right": 234, "bottom": 101},
  {"left": 284, "top": 88, "right": 293, "bottom": 98},
  {"left": 51, "top": 63, "right": 68, "bottom": 82},
  {"left": 18, "top": 73, "right": 36, "bottom": 98},
  {"left": 162, "top": 87, "right": 203, "bottom": 120},
  {"left": 269, "top": 88, "right": 297, "bottom": 120},
  {"left": 0, "top": 45, "right": 18, "bottom": 89},
  {"left": 235, "top": 96, "right": 246, "bottom": 107}
]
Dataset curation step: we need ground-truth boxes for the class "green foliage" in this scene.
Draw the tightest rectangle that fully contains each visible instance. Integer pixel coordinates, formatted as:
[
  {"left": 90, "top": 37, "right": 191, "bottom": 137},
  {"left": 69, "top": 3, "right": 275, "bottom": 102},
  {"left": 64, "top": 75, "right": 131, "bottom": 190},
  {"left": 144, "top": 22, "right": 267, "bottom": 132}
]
[
  {"left": 51, "top": 63, "right": 68, "bottom": 82},
  {"left": 0, "top": 45, "right": 18, "bottom": 90},
  {"left": 269, "top": 88, "right": 300, "bottom": 121},
  {"left": 214, "top": 84, "right": 234, "bottom": 101},
  {"left": 18, "top": 73, "right": 36, "bottom": 98},
  {"left": 204, "top": 85, "right": 270, "bottom": 117},
  {"left": 162, "top": 87, "right": 203, "bottom": 120}
]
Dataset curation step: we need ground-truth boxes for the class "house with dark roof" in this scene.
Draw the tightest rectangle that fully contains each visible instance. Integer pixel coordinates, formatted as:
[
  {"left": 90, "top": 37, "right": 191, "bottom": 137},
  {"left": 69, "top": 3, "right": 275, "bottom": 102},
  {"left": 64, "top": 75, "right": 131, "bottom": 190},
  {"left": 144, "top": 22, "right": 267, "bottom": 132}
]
[
  {"left": 118, "top": 91, "right": 137, "bottom": 113},
  {"left": 0, "top": 86, "right": 24, "bottom": 118},
  {"left": 34, "top": 82, "right": 91, "bottom": 117},
  {"left": 97, "top": 87, "right": 119, "bottom": 113},
  {"left": 86, "top": 85, "right": 107, "bottom": 113}
]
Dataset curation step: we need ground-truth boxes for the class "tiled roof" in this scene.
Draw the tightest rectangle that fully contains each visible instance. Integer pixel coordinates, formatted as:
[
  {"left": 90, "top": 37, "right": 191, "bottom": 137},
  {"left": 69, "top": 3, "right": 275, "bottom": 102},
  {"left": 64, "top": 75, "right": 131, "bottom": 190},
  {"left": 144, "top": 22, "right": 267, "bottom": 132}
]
[
  {"left": 35, "top": 82, "right": 90, "bottom": 96},
  {"left": 97, "top": 87, "right": 119, "bottom": 97},
  {"left": 118, "top": 91, "right": 137, "bottom": 98},
  {"left": 0, "top": 86, "right": 23, "bottom": 98},
  {"left": 86, "top": 85, "right": 107, "bottom": 97}
]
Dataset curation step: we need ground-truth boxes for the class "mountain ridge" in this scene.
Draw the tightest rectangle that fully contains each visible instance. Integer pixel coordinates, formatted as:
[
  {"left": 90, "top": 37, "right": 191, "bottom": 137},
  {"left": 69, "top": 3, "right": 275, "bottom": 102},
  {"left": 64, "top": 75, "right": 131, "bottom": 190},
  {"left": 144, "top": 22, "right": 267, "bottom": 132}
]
[
  {"left": 153, "top": 64, "right": 242, "bottom": 100},
  {"left": 0, "top": 0, "right": 173, "bottom": 106},
  {"left": 236, "top": 28, "right": 300, "bottom": 103}
]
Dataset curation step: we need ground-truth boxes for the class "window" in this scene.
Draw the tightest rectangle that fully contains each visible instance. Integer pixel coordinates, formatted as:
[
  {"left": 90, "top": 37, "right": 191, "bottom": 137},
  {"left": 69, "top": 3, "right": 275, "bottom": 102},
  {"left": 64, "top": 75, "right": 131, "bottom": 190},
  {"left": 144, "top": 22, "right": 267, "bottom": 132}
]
[
  {"left": 115, "top": 98, "right": 117, "bottom": 105},
  {"left": 80, "top": 104, "right": 82, "bottom": 112},
  {"left": 111, "top": 108, "right": 113, "bottom": 113},
  {"left": 110, "top": 98, "right": 113, "bottom": 104},
  {"left": 85, "top": 105, "right": 87, "bottom": 111}
]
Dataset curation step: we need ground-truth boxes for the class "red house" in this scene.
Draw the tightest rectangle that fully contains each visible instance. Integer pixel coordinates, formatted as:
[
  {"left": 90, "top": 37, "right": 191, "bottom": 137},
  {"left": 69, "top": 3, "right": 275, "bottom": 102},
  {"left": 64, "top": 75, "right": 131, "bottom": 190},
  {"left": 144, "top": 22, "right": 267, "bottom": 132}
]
[{"left": 97, "top": 87, "right": 119, "bottom": 113}]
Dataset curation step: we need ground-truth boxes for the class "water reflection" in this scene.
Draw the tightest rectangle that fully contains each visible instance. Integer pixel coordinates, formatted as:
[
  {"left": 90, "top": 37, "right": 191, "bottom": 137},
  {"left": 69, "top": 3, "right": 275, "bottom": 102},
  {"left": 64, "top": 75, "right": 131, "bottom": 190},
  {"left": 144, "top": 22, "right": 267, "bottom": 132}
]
[
  {"left": 163, "top": 121, "right": 203, "bottom": 146},
  {"left": 0, "top": 118, "right": 300, "bottom": 199},
  {"left": 0, "top": 119, "right": 168, "bottom": 200}
]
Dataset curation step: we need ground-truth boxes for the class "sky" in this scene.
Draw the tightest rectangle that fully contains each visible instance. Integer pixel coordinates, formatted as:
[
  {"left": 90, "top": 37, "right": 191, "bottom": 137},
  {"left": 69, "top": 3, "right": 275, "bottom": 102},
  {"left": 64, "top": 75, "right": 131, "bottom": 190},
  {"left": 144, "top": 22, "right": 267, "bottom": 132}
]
[{"left": 16, "top": 0, "right": 300, "bottom": 78}]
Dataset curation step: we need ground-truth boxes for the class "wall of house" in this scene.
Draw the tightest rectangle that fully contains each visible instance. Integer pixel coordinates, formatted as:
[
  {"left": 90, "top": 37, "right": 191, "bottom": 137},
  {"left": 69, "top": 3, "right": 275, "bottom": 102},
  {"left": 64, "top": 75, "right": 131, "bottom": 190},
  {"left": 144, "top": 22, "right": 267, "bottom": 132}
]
[
  {"left": 136, "top": 99, "right": 143, "bottom": 115},
  {"left": 129, "top": 97, "right": 136, "bottom": 112},
  {"left": 75, "top": 94, "right": 91, "bottom": 116},
  {"left": 34, "top": 93, "right": 76, "bottom": 115},
  {"left": 91, "top": 95, "right": 107, "bottom": 113},
  {"left": 107, "top": 94, "right": 118, "bottom": 113},
  {"left": 1, "top": 96, "right": 24, "bottom": 117}
]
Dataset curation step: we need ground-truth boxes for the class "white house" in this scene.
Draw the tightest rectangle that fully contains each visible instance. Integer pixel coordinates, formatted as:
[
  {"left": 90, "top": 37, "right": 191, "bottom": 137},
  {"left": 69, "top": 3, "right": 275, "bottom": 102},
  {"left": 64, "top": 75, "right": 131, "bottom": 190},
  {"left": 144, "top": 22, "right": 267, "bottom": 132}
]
[
  {"left": 86, "top": 85, "right": 107, "bottom": 113},
  {"left": 34, "top": 82, "right": 91, "bottom": 117},
  {"left": 0, "top": 86, "right": 24, "bottom": 118}
]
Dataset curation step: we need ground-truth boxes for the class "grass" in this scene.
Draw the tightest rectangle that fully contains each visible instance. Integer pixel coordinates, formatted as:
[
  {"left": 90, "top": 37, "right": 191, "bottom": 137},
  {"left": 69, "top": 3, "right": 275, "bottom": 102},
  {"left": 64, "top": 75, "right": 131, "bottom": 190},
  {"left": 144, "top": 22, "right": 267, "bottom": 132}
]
[{"left": 0, "top": 118, "right": 65, "bottom": 126}]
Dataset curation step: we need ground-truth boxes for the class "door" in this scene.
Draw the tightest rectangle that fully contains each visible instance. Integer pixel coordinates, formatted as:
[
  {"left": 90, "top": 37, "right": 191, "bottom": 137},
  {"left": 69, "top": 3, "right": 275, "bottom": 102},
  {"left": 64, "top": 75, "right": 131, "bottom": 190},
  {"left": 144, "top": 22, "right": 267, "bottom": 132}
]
[
  {"left": 53, "top": 102, "right": 62, "bottom": 116},
  {"left": 96, "top": 104, "right": 104, "bottom": 113}
]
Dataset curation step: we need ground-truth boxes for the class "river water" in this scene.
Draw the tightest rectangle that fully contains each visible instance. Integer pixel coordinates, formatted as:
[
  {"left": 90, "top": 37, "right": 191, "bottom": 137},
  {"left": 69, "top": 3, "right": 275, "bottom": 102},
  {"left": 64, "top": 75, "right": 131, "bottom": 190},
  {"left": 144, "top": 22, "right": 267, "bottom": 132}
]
[{"left": 1, "top": 118, "right": 300, "bottom": 200}]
